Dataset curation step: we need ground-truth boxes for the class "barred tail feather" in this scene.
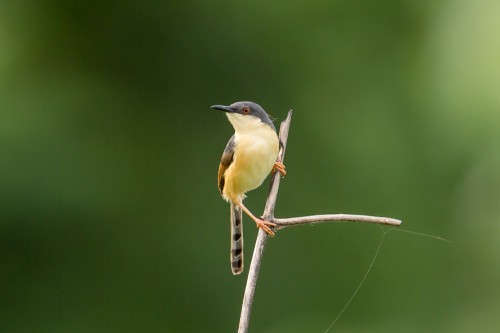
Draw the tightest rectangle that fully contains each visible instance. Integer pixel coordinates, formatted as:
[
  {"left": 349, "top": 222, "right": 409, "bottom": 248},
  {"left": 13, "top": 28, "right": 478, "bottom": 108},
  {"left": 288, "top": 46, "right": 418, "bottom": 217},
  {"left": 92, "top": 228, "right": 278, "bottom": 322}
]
[{"left": 230, "top": 203, "right": 244, "bottom": 275}]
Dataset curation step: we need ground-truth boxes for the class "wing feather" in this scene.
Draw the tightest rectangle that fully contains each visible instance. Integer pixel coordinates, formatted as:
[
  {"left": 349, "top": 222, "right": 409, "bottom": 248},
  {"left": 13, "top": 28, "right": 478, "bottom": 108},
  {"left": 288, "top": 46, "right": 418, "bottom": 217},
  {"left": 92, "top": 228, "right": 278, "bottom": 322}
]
[{"left": 218, "top": 135, "right": 236, "bottom": 193}]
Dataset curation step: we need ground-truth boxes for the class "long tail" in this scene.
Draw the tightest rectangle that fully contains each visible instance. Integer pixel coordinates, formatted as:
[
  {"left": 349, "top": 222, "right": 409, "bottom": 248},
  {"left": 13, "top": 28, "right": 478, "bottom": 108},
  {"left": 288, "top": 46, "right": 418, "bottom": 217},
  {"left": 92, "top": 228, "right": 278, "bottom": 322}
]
[{"left": 230, "top": 203, "right": 244, "bottom": 275}]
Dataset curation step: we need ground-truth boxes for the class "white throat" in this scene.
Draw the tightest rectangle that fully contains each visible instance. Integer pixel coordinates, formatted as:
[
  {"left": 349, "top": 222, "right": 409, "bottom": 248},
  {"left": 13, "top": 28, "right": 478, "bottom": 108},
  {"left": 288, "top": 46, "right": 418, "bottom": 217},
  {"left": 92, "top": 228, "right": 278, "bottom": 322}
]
[{"left": 226, "top": 113, "right": 271, "bottom": 134}]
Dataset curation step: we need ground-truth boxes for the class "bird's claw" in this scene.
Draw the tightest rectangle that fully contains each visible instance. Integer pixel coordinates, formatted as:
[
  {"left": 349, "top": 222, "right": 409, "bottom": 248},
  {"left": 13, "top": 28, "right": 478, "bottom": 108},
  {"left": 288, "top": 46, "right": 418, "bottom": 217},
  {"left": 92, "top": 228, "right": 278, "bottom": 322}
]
[
  {"left": 273, "top": 161, "right": 286, "bottom": 177},
  {"left": 256, "top": 219, "right": 276, "bottom": 237}
]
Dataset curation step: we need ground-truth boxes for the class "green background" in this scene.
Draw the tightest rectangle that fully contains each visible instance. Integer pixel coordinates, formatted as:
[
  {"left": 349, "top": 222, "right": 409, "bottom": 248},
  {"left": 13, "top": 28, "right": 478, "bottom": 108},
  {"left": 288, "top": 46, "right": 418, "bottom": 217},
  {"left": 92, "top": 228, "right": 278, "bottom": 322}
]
[{"left": 1, "top": 0, "right": 499, "bottom": 332}]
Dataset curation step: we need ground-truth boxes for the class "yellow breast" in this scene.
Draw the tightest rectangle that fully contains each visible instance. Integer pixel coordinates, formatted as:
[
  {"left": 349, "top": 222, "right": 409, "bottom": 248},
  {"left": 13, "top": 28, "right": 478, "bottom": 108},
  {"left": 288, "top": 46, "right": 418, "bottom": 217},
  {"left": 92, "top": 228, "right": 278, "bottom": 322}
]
[{"left": 222, "top": 125, "right": 279, "bottom": 202}]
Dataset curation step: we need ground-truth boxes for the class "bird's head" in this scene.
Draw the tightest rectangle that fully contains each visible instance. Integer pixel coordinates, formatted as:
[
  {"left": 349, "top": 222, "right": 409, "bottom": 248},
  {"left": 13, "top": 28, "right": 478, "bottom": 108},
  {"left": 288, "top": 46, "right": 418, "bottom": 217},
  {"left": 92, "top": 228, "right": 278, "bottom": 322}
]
[{"left": 211, "top": 101, "right": 276, "bottom": 132}]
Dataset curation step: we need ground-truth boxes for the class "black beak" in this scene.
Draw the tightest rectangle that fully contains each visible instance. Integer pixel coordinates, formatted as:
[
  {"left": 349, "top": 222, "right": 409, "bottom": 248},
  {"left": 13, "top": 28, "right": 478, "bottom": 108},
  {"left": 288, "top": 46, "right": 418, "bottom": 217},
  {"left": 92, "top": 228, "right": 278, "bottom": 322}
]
[{"left": 211, "top": 105, "right": 234, "bottom": 113}]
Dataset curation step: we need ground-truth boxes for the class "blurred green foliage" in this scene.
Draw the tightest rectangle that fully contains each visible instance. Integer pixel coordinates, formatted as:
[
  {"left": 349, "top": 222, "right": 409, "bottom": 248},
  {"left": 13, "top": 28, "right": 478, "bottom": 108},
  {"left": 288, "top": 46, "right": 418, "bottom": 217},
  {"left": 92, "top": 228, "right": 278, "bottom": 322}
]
[{"left": 1, "top": 0, "right": 499, "bottom": 332}]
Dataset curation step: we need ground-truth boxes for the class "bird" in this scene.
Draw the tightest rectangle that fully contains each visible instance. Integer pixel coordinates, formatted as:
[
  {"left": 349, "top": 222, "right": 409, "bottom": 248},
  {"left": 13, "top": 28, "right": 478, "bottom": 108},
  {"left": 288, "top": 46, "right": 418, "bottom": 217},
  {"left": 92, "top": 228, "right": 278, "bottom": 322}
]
[{"left": 212, "top": 101, "right": 286, "bottom": 275}]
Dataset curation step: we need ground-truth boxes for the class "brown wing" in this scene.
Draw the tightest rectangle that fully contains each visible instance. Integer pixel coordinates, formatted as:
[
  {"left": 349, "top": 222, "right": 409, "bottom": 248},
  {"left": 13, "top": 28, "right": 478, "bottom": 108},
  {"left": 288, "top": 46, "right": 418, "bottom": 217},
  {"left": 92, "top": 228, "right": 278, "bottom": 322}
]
[{"left": 218, "top": 135, "right": 236, "bottom": 193}]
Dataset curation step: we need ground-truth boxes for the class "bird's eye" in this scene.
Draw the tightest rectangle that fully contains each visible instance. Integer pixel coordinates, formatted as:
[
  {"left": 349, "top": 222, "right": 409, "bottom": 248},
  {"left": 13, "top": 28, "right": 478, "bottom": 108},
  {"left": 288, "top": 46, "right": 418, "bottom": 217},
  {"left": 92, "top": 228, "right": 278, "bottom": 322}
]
[{"left": 242, "top": 107, "right": 250, "bottom": 114}]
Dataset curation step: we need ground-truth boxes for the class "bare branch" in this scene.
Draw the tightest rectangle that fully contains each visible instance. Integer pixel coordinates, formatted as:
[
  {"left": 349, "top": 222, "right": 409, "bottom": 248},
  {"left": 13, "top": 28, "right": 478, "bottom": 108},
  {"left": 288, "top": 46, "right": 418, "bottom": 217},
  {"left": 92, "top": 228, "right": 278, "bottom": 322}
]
[
  {"left": 238, "top": 110, "right": 292, "bottom": 333},
  {"left": 262, "top": 110, "right": 293, "bottom": 220},
  {"left": 237, "top": 110, "right": 401, "bottom": 333},
  {"left": 274, "top": 214, "right": 401, "bottom": 229},
  {"left": 237, "top": 229, "right": 268, "bottom": 333}
]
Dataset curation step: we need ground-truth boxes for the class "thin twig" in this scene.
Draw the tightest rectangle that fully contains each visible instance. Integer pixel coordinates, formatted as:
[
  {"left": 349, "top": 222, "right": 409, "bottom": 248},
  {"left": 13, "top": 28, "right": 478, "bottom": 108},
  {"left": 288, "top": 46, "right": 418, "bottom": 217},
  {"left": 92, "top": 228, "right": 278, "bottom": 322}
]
[
  {"left": 274, "top": 214, "right": 401, "bottom": 229},
  {"left": 237, "top": 111, "right": 401, "bottom": 333},
  {"left": 238, "top": 110, "right": 292, "bottom": 333}
]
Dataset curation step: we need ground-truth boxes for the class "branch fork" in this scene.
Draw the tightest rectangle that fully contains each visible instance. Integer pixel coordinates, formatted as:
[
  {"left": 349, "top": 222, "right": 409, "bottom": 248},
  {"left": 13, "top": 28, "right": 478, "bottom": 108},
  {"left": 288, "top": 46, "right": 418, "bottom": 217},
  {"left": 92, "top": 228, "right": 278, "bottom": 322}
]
[{"left": 237, "top": 111, "right": 402, "bottom": 333}]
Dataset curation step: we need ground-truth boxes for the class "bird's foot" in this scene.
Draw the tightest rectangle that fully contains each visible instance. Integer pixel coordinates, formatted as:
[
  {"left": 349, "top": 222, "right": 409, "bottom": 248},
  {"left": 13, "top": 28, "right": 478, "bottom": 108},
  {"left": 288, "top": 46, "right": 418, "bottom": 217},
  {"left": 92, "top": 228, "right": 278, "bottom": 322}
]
[
  {"left": 255, "top": 219, "right": 276, "bottom": 237},
  {"left": 273, "top": 161, "right": 286, "bottom": 177}
]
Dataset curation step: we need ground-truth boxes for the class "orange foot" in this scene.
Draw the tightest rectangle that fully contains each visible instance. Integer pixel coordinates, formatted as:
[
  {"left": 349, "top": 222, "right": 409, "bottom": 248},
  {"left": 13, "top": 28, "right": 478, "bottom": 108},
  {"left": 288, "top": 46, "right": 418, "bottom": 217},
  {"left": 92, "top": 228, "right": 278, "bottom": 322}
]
[
  {"left": 255, "top": 219, "right": 276, "bottom": 237},
  {"left": 273, "top": 161, "right": 286, "bottom": 177}
]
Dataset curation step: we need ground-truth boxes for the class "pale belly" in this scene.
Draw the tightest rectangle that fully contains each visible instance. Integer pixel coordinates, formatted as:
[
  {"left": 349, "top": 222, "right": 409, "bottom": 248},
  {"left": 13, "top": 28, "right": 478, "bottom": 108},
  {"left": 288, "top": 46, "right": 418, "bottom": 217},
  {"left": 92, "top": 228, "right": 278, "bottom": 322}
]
[{"left": 223, "top": 134, "right": 279, "bottom": 201}]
